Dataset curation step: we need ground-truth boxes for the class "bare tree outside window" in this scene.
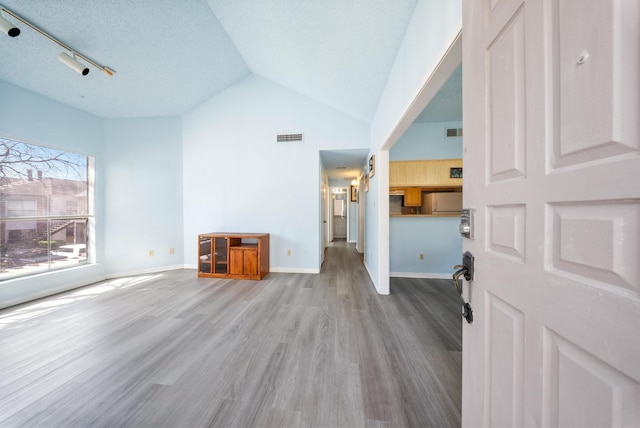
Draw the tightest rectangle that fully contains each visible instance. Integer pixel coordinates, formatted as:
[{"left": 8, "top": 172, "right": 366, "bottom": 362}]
[
  {"left": 0, "top": 137, "right": 92, "bottom": 280},
  {"left": 0, "top": 138, "right": 85, "bottom": 184}
]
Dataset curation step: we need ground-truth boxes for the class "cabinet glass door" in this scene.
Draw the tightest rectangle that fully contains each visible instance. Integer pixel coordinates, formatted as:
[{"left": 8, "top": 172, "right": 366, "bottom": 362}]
[
  {"left": 198, "top": 237, "right": 212, "bottom": 274},
  {"left": 214, "top": 237, "right": 228, "bottom": 274}
]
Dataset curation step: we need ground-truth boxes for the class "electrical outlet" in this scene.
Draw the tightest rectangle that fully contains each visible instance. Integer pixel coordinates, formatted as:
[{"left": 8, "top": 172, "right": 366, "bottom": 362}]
[
  {"left": 148, "top": 250, "right": 154, "bottom": 256},
  {"left": 419, "top": 253, "right": 424, "bottom": 260},
  {"left": 169, "top": 248, "right": 175, "bottom": 255},
  {"left": 287, "top": 249, "right": 292, "bottom": 256}
]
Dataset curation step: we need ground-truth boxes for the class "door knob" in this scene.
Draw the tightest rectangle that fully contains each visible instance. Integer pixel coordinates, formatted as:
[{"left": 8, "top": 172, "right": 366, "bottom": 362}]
[{"left": 452, "top": 251, "right": 474, "bottom": 323}]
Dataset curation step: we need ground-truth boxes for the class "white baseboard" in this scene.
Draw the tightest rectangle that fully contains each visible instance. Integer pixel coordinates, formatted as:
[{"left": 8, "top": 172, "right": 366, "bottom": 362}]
[
  {"left": 150, "top": 265, "right": 320, "bottom": 274},
  {"left": 390, "top": 272, "right": 452, "bottom": 279},
  {"left": 106, "top": 264, "right": 186, "bottom": 279},
  {"left": 269, "top": 267, "right": 320, "bottom": 274}
]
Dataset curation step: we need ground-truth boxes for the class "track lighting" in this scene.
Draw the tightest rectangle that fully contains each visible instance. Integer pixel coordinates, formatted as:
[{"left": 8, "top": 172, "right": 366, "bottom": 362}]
[
  {"left": 0, "top": 4, "right": 114, "bottom": 76},
  {"left": 0, "top": 13, "right": 19, "bottom": 37},
  {"left": 58, "top": 52, "right": 89, "bottom": 76}
]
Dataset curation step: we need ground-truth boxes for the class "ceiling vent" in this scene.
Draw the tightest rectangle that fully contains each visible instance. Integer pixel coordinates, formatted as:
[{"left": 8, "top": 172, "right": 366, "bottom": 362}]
[
  {"left": 276, "top": 133, "right": 304, "bottom": 143},
  {"left": 445, "top": 127, "right": 463, "bottom": 138}
]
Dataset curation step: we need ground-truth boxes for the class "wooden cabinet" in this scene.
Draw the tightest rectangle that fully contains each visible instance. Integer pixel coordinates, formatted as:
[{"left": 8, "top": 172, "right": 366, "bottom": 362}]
[
  {"left": 198, "top": 233, "right": 269, "bottom": 280},
  {"left": 230, "top": 245, "right": 258, "bottom": 276},
  {"left": 390, "top": 159, "right": 463, "bottom": 187},
  {"left": 403, "top": 188, "right": 422, "bottom": 206}
]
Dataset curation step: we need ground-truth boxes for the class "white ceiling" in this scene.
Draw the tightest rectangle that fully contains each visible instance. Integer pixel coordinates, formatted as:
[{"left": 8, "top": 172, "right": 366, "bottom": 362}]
[{"left": 0, "top": 0, "right": 417, "bottom": 121}]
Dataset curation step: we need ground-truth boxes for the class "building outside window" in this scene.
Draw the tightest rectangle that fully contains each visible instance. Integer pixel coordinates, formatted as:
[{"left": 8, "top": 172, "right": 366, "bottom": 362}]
[{"left": 0, "top": 137, "right": 93, "bottom": 280}]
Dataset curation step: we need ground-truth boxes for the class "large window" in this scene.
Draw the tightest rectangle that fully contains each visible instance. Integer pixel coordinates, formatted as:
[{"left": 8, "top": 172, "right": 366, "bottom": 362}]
[{"left": 0, "top": 137, "right": 93, "bottom": 280}]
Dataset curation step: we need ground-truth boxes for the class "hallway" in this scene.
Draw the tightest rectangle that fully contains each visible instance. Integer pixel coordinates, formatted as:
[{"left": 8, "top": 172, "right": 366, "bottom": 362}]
[{"left": 0, "top": 242, "right": 461, "bottom": 427}]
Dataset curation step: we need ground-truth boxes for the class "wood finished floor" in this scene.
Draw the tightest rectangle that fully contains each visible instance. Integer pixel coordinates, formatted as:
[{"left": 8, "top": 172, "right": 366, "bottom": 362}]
[{"left": 0, "top": 241, "right": 462, "bottom": 427}]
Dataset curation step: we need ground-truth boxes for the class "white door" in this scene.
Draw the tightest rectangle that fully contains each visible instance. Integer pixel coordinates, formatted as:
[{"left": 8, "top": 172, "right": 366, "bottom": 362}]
[
  {"left": 321, "top": 178, "right": 328, "bottom": 264},
  {"left": 332, "top": 190, "right": 347, "bottom": 239},
  {"left": 357, "top": 175, "right": 365, "bottom": 253},
  {"left": 462, "top": 0, "right": 640, "bottom": 426}
]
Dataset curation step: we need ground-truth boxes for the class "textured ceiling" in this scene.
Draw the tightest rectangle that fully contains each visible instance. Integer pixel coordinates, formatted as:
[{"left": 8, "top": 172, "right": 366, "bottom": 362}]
[
  {"left": 0, "top": 0, "right": 249, "bottom": 118},
  {"left": 207, "top": 0, "right": 417, "bottom": 123},
  {"left": 0, "top": 0, "right": 417, "bottom": 121}
]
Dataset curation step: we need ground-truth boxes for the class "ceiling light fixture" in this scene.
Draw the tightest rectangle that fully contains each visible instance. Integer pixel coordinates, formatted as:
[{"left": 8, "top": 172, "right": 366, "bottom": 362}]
[
  {"left": 0, "top": 12, "right": 19, "bottom": 37},
  {"left": 0, "top": 4, "right": 115, "bottom": 76},
  {"left": 58, "top": 52, "right": 89, "bottom": 75}
]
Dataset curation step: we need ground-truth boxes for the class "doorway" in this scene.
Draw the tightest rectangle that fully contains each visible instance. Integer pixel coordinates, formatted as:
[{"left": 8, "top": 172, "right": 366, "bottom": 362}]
[{"left": 331, "top": 187, "right": 347, "bottom": 241}]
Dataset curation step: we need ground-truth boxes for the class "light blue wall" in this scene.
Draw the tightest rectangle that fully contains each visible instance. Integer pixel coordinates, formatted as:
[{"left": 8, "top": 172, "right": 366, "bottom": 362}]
[
  {"left": 0, "top": 81, "right": 106, "bottom": 308},
  {"left": 390, "top": 121, "right": 462, "bottom": 276},
  {"left": 390, "top": 121, "right": 462, "bottom": 161},
  {"left": 367, "top": 0, "right": 463, "bottom": 292},
  {"left": 103, "top": 118, "right": 183, "bottom": 276},
  {"left": 182, "top": 75, "right": 369, "bottom": 273},
  {"left": 390, "top": 216, "right": 460, "bottom": 276}
]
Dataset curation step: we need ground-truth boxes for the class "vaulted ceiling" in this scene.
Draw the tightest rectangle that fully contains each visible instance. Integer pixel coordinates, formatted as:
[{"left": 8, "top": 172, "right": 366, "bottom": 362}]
[
  {"left": 1, "top": 1, "right": 464, "bottom": 183},
  {"left": 0, "top": 0, "right": 419, "bottom": 122}
]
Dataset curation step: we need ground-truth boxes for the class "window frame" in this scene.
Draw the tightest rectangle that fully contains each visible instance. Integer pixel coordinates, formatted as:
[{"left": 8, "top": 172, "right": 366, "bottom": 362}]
[{"left": 0, "top": 137, "right": 94, "bottom": 281}]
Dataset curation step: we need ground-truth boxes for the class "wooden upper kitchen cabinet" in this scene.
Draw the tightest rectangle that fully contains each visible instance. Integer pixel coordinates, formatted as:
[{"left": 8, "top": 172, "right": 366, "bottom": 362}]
[
  {"left": 403, "top": 187, "right": 422, "bottom": 206},
  {"left": 389, "top": 159, "right": 463, "bottom": 187}
]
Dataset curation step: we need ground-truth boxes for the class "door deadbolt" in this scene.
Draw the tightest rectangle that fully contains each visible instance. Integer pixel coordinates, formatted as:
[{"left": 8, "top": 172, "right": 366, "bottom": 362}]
[{"left": 460, "top": 208, "right": 474, "bottom": 239}]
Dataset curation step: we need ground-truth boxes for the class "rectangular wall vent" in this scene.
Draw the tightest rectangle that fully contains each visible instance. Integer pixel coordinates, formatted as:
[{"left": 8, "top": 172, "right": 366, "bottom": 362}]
[
  {"left": 445, "top": 127, "right": 463, "bottom": 138},
  {"left": 277, "top": 133, "right": 304, "bottom": 142}
]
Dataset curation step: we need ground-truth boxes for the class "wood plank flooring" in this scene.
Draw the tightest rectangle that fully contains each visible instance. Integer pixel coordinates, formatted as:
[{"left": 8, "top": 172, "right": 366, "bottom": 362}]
[{"left": 0, "top": 241, "right": 462, "bottom": 427}]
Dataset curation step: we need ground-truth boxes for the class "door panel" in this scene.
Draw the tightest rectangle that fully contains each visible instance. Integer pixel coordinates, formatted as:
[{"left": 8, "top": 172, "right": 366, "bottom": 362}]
[
  {"left": 486, "top": 4, "right": 527, "bottom": 183},
  {"left": 244, "top": 250, "right": 258, "bottom": 276},
  {"left": 543, "top": 329, "right": 640, "bottom": 427},
  {"left": 551, "top": 0, "right": 639, "bottom": 169},
  {"left": 547, "top": 200, "right": 639, "bottom": 291},
  {"left": 462, "top": 0, "right": 640, "bottom": 426},
  {"left": 485, "top": 294, "right": 525, "bottom": 427},
  {"left": 229, "top": 248, "right": 243, "bottom": 275},
  {"left": 487, "top": 204, "right": 526, "bottom": 262}
]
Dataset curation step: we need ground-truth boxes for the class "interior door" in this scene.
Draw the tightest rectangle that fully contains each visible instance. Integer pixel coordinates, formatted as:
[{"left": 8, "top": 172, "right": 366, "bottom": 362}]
[
  {"left": 332, "top": 190, "right": 347, "bottom": 239},
  {"left": 357, "top": 175, "right": 365, "bottom": 253},
  {"left": 462, "top": 1, "right": 640, "bottom": 426},
  {"left": 321, "top": 177, "right": 328, "bottom": 264}
]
